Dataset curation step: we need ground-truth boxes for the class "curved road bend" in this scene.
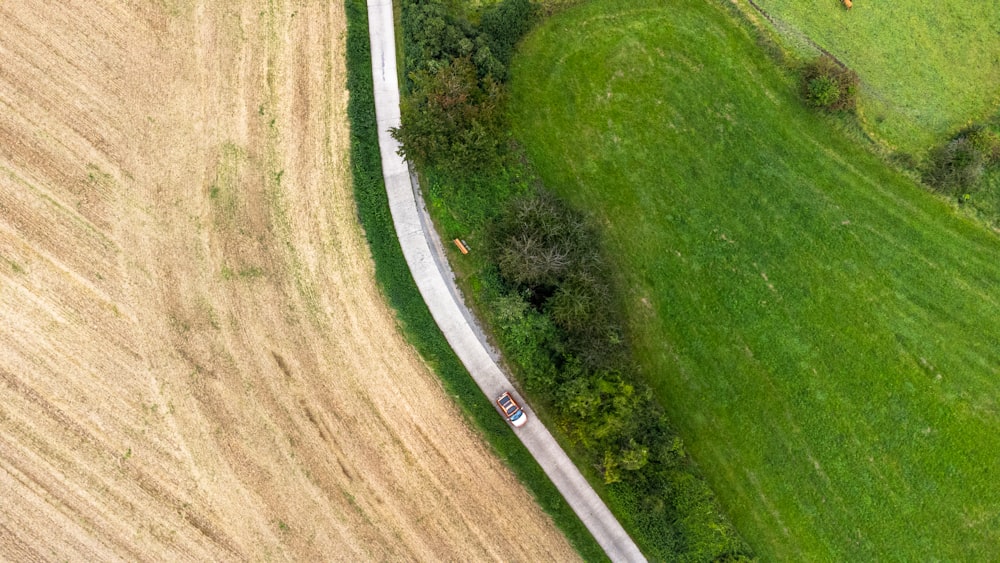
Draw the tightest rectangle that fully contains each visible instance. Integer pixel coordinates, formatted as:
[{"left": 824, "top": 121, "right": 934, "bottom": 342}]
[{"left": 365, "top": 1, "right": 645, "bottom": 561}]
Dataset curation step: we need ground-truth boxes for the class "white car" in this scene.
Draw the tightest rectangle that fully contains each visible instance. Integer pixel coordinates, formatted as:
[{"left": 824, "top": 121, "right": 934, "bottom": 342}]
[{"left": 496, "top": 391, "right": 527, "bottom": 428}]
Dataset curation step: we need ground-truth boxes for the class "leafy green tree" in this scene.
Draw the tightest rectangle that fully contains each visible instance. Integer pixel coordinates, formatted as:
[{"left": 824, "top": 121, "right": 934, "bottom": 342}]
[
  {"left": 392, "top": 56, "right": 506, "bottom": 176},
  {"left": 491, "top": 290, "right": 562, "bottom": 392},
  {"left": 490, "top": 189, "right": 626, "bottom": 370},
  {"left": 402, "top": 0, "right": 506, "bottom": 81},
  {"left": 558, "top": 376, "right": 602, "bottom": 421},
  {"left": 491, "top": 189, "right": 597, "bottom": 288},
  {"left": 548, "top": 270, "right": 604, "bottom": 333}
]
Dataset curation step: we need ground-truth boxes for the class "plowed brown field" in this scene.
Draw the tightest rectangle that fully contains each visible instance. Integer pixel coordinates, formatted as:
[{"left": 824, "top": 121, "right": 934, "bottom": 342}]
[{"left": 0, "top": 1, "right": 577, "bottom": 561}]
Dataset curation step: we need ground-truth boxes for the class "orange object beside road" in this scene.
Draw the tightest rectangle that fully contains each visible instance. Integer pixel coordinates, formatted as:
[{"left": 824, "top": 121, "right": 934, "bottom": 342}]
[{"left": 454, "top": 239, "right": 469, "bottom": 254}]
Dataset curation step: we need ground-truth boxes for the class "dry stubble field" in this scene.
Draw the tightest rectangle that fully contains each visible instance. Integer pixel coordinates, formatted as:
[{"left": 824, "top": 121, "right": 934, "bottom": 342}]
[{"left": 0, "top": 0, "right": 576, "bottom": 560}]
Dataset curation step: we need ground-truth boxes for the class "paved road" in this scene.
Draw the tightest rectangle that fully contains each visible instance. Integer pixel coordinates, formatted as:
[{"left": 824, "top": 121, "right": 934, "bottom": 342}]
[{"left": 365, "top": 2, "right": 646, "bottom": 561}]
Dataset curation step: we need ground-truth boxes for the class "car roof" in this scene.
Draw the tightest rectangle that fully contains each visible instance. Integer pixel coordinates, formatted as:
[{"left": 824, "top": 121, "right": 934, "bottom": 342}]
[{"left": 496, "top": 392, "right": 520, "bottom": 415}]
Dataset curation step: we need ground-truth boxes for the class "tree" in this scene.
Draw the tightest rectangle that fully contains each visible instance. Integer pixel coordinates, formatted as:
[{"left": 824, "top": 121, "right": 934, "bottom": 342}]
[
  {"left": 490, "top": 189, "right": 596, "bottom": 289},
  {"left": 392, "top": 56, "right": 506, "bottom": 176},
  {"left": 479, "top": 0, "right": 537, "bottom": 78},
  {"left": 402, "top": 0, "right": 507, "bottom": 80},
  {"left": 490, "top": 189, "right": 626, "bottom": 371}
]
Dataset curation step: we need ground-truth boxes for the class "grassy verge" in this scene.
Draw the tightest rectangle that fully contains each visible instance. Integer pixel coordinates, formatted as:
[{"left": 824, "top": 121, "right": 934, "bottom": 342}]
[
  {"left": 748, "top": 0, "right": 1000, "bottom": 155},
  {"left": 510, "top": 0, "right": 1000, "bottom": 559},
  {"left": 343, "top": 1, "right": 605, "bottom": 560}
]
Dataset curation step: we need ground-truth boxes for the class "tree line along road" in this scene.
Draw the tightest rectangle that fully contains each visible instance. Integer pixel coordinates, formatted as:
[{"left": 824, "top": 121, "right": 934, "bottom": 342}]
[{"left": 364, "top": 0, "right": 646, "bottom": 561}]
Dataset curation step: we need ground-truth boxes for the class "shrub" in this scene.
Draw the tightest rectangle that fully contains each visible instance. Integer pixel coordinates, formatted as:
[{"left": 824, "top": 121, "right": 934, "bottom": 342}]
[
  {"left": 922, "top": 136, "right": 985, "bottom": 194},
  {"left": 802, "top": 55, "right": 859, "bottom": 111},
  {"left": 490, "top": 189, "right": 598, "bottom": 290},
  {"left": 548, "top": 270, "right": 607, "bottom": 334},
  {"left": 968, "top": 126, "right": 1000, "bottom": 164},
  {"left": 806, "top": 75, "right": 840, "bottom": 108},
  {"left": 490, "top": 289, "right": 562, "bottom": 392},
  {"left": 489, "top": 189, "right": 629, "bottom": 369},
  {"left": 479, "top": 0, "right": 537, "bottom": 76}
]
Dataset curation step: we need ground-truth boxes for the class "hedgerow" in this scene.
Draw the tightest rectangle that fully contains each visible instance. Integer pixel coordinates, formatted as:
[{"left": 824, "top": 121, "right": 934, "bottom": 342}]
[
  {"left": 343, "top": 1, "right": 605, "bottom": 559},
  {"left": 391, "top": 0, "right": 752, "bottom": 559}
]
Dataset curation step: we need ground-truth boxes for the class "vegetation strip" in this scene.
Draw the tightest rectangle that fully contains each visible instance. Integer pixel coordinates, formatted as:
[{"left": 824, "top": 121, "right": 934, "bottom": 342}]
[
  {"left": 365, "top": 0, "right": 646, "bottom": 559},
  {"left": 343, "top": 0, "right": 606, "bottom": 559},
  {"left": 391, "top": 0, "right": 750, "bottom": 560}
]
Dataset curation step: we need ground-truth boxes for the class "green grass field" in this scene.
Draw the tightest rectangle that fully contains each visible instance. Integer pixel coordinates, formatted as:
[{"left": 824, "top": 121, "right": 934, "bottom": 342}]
[
  {"left": 750, "top": 0, "right": 1000, "bottom": 154},
  {"left": 509, "top": 0, "right": 1000, "bottom": 558}
]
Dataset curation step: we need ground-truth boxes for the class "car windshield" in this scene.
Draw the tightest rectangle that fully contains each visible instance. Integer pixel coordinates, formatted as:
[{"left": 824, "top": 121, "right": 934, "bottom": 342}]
[{"left": 510, "top": 410, "right": 523, "bottom": 421}]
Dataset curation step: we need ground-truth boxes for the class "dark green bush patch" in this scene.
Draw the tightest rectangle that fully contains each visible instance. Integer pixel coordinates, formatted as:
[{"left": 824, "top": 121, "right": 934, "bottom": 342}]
[
  {"left": 392, "top": 56, "right": 507, "bottom": 175},
  {"left": 801, "top": 55, "right": 858, "bottom": 111},
  {"left": 479, "top": 0, "right": 538, "bottom": 74},
  {"left": 923, "top": 136, "right": 986, "bottom": 195},
  {"left": 400, "top": 0, "right": 503, "bottom": 80},
  {"left": 489, "top": 189, "right": 625, "bottom": 371}
]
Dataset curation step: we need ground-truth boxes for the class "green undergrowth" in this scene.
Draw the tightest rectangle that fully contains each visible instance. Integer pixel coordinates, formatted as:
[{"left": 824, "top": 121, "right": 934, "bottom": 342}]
[
  {"left": 343, "top": 1, "right": 605, "bottom": 560},
  {"left": 510, "top": 0, "right": 1000, "bottom": 559}
]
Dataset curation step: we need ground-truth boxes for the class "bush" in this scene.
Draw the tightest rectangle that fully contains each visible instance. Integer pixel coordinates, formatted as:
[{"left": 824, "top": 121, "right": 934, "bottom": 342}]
[
  {"left": 490, "top": 289, "right": 562, "bottom": 392},
  {"left": 806, "top": 75, "right": 840, "bottom": 108},
  {"left": 968, "top": 126, "right": 1000, "bottom": 164},
  {"left": 490, "top": 188, "right": 598, "bottom": 290},
  {"left": 802, "top": 55, "right": 858, "bottom": 111},
  {"left": 480, "top": 0, "right": 538, "bottom": 76},
  {"left": 923, "top": 136, "right": 985, "bottom": 194},
  {"left": 489, "top": 189, "right": 627, "bottom": 369}
]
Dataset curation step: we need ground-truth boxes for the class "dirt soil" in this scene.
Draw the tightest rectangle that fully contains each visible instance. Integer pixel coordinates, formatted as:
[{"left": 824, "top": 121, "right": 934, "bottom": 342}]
[{"left": 0, "top": 1, "right": 578, "bottom": 560}]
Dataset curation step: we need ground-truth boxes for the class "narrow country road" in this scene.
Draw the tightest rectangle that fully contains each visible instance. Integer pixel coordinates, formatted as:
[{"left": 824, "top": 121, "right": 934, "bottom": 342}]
[{"left": 364, "top": 1, "right": 646, "bottom": 561}]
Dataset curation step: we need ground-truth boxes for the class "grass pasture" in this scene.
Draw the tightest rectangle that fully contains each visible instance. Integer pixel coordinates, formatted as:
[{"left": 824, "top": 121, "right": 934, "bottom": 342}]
[
  {"left": 510, "top": 0, "right": 1000, "bottom": 559},
  {"left": 749, "top": 0, "right": 1000, "bottom": 153}
]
